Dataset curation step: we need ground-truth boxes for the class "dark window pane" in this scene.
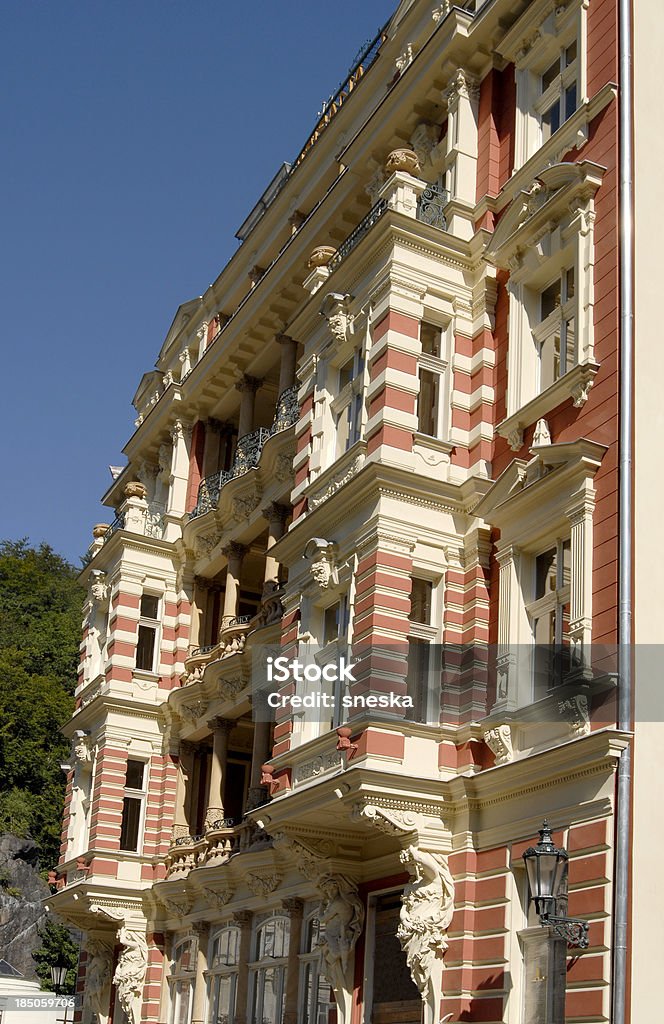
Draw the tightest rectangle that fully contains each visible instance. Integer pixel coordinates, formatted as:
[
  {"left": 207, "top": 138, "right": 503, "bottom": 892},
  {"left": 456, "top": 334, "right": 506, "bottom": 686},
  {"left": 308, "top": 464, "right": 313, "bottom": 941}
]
[
  {"left": 136, "top": 625, "right": 156, "bottom": 671},
  {"left": 541, "top": 279, "right": 561, "bottom": 320},
  {"left": 140, "top": 594, "right": 159, "bottom": 619},
  {"left": 409, "top": 579, "right": 433, "bottom": 624},
  {"left": 420, "top": 322, "right": 441, "bottom": 357},
  {"left": 542, "top": 99, "right": 561, "bottom": 139},
  {"left": 541, "top": 58, "right": 560, "bottom": 92},
  {"left": 125, "top": 759, "right": 145, "bottom": 790},
  {"left": 338, "top": 357, "right": 354, "bottom": 390},
  {"left": 565, "top": 82, "right": 577, "bottom": 120},
  {"left": 565, "top": 41, "right": 577, "bottom": 66},
  {"left": 535, "top": 548, "right": 558, "bottom": 600},
  {"left": 120, "top": 796, "right": 142, "bottom": 851},
  {"left": 417, "top": 369, "right": 438, "bottom": 435}
]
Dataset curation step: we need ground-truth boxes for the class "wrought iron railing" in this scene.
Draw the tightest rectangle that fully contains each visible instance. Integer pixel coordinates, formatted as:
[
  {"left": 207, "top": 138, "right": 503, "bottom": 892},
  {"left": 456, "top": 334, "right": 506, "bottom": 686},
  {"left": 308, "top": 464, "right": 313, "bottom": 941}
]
[
  {"left": 270, "top": 384, "right": 299, "bottom": 434},
  {"left": 190, "top": 469, "right": 233, "bottom": 519},
  {"left": 327, "top": 199, "right": 387, "bottom": 273},
  {"left": 189, "top": 644, "right": 217, "bottom": 658},
  {"left": 105, "top": 513, "right": 125, "bottom": 538},
  {"left": 231, "top": 427, "right": 271, "bottom": 477},
  {"left": 416, "top": 183, "right": 449, "bottom": 230}
]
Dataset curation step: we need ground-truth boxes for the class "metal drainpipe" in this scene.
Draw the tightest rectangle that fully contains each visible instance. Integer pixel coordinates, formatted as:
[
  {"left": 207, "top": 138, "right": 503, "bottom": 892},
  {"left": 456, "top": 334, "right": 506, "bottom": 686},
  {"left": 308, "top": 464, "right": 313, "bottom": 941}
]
[{"left": 613, "top": 0, "right": 634, "bottom": 1019}]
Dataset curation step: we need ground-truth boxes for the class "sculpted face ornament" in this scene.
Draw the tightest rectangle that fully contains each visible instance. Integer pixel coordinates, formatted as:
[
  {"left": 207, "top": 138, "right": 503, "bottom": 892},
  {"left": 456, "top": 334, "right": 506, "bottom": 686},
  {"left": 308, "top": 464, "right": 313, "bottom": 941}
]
[{"left": 304, "top": 538, "right": 339, "bottom": 591}]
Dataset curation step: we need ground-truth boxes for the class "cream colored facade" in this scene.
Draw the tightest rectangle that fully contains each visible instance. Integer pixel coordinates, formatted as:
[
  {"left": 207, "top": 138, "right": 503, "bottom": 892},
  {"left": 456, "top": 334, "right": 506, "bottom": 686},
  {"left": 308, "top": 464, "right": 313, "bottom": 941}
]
[{"left": 49, "top": 1, "right": 659, "bottom": 1023}]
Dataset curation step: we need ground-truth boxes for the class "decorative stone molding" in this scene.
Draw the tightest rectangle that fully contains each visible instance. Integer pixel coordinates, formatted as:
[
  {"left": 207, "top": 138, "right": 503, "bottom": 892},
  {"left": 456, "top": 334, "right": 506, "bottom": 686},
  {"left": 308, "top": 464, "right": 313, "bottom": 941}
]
[
  {"left": 308, "top": 454, "right": 364, "bottom": 509},
  {"left": 72, "top": 731, "right": 93, "bottom": 765},
  {"left": 89, "top": 571, "right": 109, "bottom": 604},
  {"left": 397, "top": 846, "right": 455, "bottom": 1024},
  {"left": 217, "top": 675, "right": 247, "bottom": 701},
  {"left": 432, "top": 1, "right": 451, "bottom": 20},
  {"left": 303, "top": 538, "right": 339, "bottom": 590},
  {"left": 195, "top": 528, "right": 223, "bottom": 558},
  {"left": 179, "top": 701, "right": 208, "bottom": 724},
  {"left": 203, "top": 887, "right": 234, "bottom": 909},
  {"left": 484, "top": 724, "right": 514, "bottom": 766},
  {"left": 507, "top": 427, "right": 525, "bottom": 452},
  {"left": 271, "top": 831, "right": 335, "bottom": 881},
  {"left": 532, "top": 418, "right": 552, "bottom": 447},
  {"left": 558, "top": 693, "right": 590, "bottom": 736},
  {"left": 293, "top": 750, "right": 343, "bottom": 785},
  {"left": 308, "top": 246, "right": 337, "bottom": 269},
  {"left": 92, "top": 523, "right": 110, "bottom": 540},
  {"left": 282, "top": 897, "right": 305, "bottom": 918},
  {"left": 161, "top": 895, "right": 192, "bottom": 917},
  {"left": 235, "top": 374, "right": 262, "bottom": 395},
  {"left": 320, "top": 291, "right": 353, "bottom": 346},
  {"left": 245, "top": 872, "right": 282, "bottom": 897},
  {"left": 274, "top": 452, "right": 296, "bottom": 482},
  {"left": 351, "top": 801, "right": 418, "bottom": 836},
  {"left": 385, "top": 148, "right": 421, "bottom": 176},
  {"left": 444, "top": 68, "right": 480, "bottom": 105},
  {"left": 410, "top": 123, "right": 439, "bottom": 168},
  {"left": 123, "top": 480, "right": 147, "bottom": 500},
  {"left": 232, "top": 487, "right": 262, "bottom": 522},
  {"left": 395, "top": 43, "right": 414, "bottom": 73},
  {"left": 113, "top": 926, "right": 148, "bottom": 1024}
]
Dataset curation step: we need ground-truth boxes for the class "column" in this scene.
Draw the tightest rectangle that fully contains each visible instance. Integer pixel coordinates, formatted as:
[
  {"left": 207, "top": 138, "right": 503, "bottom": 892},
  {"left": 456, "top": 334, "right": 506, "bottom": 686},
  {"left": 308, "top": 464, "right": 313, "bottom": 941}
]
[
  {"left": 172, "top": 741, "right": 195, "bottom": 842},
  {"left": 236, "top": 375, "right": 262, "bottom": 438},
  {"left": 233, "top": 911, "right": 254, "bottom": 1024},
  {"left": 276, "top": 334, "right": 298, "bottom": 394},
  {"left": 494, "top": 544, "right": 520, "bottom": 713},
  {"left": 443, "top": 68, "right": 479, "bottom": 239},
  {"left": 282, "top": 900, "right": 304, "bottom": 1024},
  {"left": 191, "top": 922, "right": 210, "bottom": 1024},
  {"left": 220, "top": 543, "right": 248, "bottom": 628},
  {"left": 262, "top": 503, "right": 289, "bottom": 591},
  {"left": 168, "top": 419, "right": 193, "bottom": 517},
  {"left": 567, "top": 484, "right": 596, "bottom": 669},
  {"left": 247, "top": 695, "right": 273, "bottom": 810},
  {"left": 205, "top": 718, "right": 233, "bottom": 830}
]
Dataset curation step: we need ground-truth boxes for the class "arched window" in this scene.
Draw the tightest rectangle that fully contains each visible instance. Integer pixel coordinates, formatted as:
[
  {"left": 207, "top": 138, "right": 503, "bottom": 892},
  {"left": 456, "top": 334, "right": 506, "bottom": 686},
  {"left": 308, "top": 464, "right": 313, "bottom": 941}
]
[
  {"left": 207, "top": 926, "right": 241, "bottom": 1024},
  {"left": 249, "top": 915, "right": 290, "bottom": 1024},
  {"left": 169, "top": 937, "right": 196, "bottom": 1024},
  {"left": 298, "top": 914, "right": 333, "bottom": 1024}
]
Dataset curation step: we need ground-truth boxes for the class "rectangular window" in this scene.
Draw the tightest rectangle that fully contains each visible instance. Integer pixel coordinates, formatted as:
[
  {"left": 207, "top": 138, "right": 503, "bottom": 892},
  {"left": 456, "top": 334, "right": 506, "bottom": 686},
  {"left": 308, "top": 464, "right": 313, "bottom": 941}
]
[
  {"left": 417, "top": 323, "right": 448, "bottom": 438},
  {"left": 335, "top": 351, "right": 365, "bottom": 457},
  {"left": 135, "top": 593, "right": 160, "bottom": 672},
  {"left": 119, "top": 758, "right": 147, "bottom": 852},
  {"left": 534, "top": 267, "right": 576, "bottom": 393},
  {"left": 537, "top": 42, "right": 579, "bottom": 143},
  {"left": 407, "top": 578, "right": 437, "bottom": 724},
  {"left": 527, "top": 539, "right": 572, "bottom": 695}
]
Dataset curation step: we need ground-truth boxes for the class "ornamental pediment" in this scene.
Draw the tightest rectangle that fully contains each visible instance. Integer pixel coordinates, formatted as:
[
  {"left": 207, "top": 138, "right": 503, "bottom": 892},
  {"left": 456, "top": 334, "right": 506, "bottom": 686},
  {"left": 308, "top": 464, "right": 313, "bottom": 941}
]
[{"left": 484, "top": 161, "right": 605, "bottom": 270}]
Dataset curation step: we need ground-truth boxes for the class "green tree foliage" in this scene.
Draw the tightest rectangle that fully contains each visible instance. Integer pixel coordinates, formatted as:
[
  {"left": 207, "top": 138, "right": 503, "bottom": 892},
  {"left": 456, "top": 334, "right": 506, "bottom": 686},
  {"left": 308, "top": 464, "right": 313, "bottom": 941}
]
[
  {"left": 0, "top": 540, "right": 82, "bottom": 865},
  {"left": 32, "top": 918, "right": 78, "bottom": 993}
]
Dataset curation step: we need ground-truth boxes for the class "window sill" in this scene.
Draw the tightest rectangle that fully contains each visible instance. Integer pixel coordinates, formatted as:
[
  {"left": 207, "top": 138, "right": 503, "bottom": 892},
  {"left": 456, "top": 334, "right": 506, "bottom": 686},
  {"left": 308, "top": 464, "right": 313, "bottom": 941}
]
[
  {"left": 132, "top": 670, "right": 160, "bottom": 683},
  {"left": 497, "top": 361, "right": 599, "bottom": 451}
]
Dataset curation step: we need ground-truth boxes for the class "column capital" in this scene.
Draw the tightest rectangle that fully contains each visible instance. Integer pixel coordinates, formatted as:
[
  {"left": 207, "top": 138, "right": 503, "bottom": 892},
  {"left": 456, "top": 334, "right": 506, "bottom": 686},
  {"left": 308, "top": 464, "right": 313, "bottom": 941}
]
[
  {"left": 207, "top": 716, "right": 235, "bottom": 735},
  {"left": 235, "top": 374, "right": 262, "bottom": 394},
  {"left": 180, "top": 740, "right": 198, "bottom": 757},
  {"left": 223, "top": 542, "right": 249, "bottom": 563},
  {"left": 233, "top": 910, "right": 253, "bottom": 926},
  {"left": 276, "top": 332, "right": 297, "bottom": 347},
  {"left": 192, "top": 921, "right": 210, "bottom": 938},
  {"left": 282, "top": 898, "right": 304, "bottom": 919},
  {"left": 263, "top": 502, "right": 290, "bottom": 525}
]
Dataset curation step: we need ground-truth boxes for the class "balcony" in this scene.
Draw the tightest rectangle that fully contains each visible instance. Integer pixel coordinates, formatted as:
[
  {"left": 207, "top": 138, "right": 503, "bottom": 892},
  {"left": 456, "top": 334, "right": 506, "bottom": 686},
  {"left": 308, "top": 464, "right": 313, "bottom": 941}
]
[
  {"left": 190, "top": 384, "right": 299, "bottom": 521},
  {"left": 165, "top": 819, "right": 272, "bottom": 880}
]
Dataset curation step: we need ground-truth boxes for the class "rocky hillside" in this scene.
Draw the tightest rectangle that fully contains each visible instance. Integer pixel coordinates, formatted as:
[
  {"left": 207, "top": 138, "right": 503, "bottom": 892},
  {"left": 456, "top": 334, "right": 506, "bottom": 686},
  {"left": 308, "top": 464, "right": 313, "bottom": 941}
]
[{"left": 0, "top": 834, "right": 50, "bottom": 979}]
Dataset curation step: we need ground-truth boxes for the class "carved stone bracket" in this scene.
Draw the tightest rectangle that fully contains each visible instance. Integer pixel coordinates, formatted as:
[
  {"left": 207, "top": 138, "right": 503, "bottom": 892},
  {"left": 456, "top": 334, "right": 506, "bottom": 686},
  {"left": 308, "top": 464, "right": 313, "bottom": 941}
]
[
  {"left": 558, "top": 693, "right": 590, "bottom": 736},
  {"left": 245, "top": 872, "right": 282, "bottom": 897},
  {"left": 484, "top": 724, "right": 514, "bottom": 766}
]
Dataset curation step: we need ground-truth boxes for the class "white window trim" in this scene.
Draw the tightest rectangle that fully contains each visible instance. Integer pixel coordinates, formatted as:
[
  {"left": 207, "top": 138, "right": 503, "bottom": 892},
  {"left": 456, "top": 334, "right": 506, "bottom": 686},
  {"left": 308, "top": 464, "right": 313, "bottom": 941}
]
[
  {"left": 169, "top": 936, "right": 196, "bottom": 1024},
  {"left": 249, "top": 916, "right": 290, "bottom": 1024},
  {"left": 135, "top": 591, "right": 162, "bottom": 677},
  {"left": 408, "top": 574, "right": 443, "bottom": 725},
  {"left": 416, "top": 321, "right": 451, "bottom": 441},
  {"left": 484, "top": 161, "right": 604, "bottom": 449},
  {"left": 498, "top": 0, "right": 589, "bottom": 170},
  {"left": 206, "top": 926, "right": 241, "bottom": 1024},
  {"left": 474, "top": 439, "right": 604, "bottom": 712}
]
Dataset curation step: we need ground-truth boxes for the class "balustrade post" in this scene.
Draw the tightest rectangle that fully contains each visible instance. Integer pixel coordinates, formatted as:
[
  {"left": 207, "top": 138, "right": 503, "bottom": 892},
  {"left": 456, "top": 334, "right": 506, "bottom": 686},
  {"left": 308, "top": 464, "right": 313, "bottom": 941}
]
[
  {"left": 276, "top": 334, "right": 298, "bottom": 394},
  {"left": 236, "top": 375, "right": 262, "bottom": 438},
  {"left": 282, "top": 899, "right": 304, "bottom": 1024},
  {"left": 205, "top": 717, "right": 234, "bottom": 829},
  {"left": 232, "top": 910, "right": 254, "bottom": 1024},
  {"left": 220, "top": 543, "right": 248, "bottom": 629}
]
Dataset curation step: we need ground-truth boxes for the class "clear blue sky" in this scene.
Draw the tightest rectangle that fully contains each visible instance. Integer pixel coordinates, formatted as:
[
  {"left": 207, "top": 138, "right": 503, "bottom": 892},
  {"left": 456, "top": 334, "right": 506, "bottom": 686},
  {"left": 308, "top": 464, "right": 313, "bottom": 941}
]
[{"left": 1, "top": 0, "right": 394, "bottom": 565}]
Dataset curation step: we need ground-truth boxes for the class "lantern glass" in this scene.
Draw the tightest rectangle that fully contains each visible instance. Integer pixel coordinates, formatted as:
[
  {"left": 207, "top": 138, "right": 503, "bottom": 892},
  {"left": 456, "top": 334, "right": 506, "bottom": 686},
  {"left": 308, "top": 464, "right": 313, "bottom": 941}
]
[
  {"left": 523, "top": 821, "right": 568, "bottom": 919},
  {"left": 51, "top": 963, "right": 68, "bottom": 991}
]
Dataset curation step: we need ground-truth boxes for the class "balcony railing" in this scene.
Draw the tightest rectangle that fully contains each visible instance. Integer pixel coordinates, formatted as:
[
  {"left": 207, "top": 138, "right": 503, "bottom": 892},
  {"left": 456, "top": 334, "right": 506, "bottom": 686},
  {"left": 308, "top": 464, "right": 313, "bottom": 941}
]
[
  {"left": 328, "top": 199, "right": 387, "bottom": 273},
  {"left": 416, "top": 183, "right": 449, "bottom": 230},
  {"left": 190, "top": 390, "right": 298, "bottom": 521},
  {"left": 270, "top": 384, "right": 299, "bottom": 434},
  {"left": 105, "top": 513, "right": 125, "bottom": 538}
]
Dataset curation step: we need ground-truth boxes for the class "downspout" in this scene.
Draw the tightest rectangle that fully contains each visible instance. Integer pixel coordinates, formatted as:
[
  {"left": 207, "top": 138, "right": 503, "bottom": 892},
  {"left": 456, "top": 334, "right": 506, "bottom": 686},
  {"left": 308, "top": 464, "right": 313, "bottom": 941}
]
[{"left": 613, "top": 0, "right": 634, "bottom": 1019}]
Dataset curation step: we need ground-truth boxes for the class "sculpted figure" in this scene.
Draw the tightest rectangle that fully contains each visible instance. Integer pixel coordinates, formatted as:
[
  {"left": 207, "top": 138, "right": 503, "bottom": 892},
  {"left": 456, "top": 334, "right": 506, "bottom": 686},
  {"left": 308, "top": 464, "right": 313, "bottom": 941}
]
[
  {"left": 113, "top": 927, "right": 148, "bottom": 1024},
  {"left": 85, "top": 938, "right": 112, "bottom": 1024},
  {"left": 397, "top": 846, "right": 455, "bottom": 1024},
  {"left": 317, "top": 874, "right": 364, "bottom": 1021}
]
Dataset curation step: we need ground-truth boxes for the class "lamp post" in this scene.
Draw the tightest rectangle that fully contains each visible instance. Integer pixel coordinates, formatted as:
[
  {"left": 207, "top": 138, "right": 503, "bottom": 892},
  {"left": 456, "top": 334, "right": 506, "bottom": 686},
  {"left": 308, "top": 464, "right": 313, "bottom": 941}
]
[
  {"left": 523, "top": 820, "right": 589, "bottom": 948},
  {"left": 51, "top": 957, "right": 71, "bottom": 1024}
]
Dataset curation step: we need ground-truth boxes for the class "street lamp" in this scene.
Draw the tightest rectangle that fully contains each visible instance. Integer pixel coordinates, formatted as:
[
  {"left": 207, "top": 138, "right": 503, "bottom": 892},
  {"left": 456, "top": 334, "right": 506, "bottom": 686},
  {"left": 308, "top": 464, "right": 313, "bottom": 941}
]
[
  {"left": 50, "top": 960, "right": 68, "bottom": 994},
  {"left": 523, "top": 820, "right": 589, "bottom": 948}
]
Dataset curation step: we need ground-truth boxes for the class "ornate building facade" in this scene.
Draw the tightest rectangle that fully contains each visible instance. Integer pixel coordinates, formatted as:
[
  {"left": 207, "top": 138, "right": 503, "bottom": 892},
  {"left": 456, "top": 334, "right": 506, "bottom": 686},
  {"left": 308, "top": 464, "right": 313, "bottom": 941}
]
[{"left": 49, "top": 1, "right": 658, "bottom": 1022}]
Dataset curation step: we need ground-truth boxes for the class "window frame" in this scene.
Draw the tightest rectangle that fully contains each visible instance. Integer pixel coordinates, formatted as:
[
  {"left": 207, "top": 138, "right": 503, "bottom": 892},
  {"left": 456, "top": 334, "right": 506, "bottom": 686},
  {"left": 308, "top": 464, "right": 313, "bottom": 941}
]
[
  {"left": 207, "top": 925, "right": 241, "bottom": 1024},
  {"left": 416, "top": 321, "right": 450, "bottom": 441},
  {"left": 407, "top": 575, "right": 441, "bottom": 725},
  {"left": 297, "top": 912, "right": 333, "bottom": 1024},
  {"left": 330, "top": 346, "right": 366, "bottom": 458},
  {"left": 119, "top": 756, "right": 148, "bottom": 853},
  {"left": 248, "top": 915, "right": 290, "bottom": 1024},
  {"left": 135, "top": 591, "right": 161, "bottom": 675},
  {"left": 169, "top": 936, "right": 196, "bottom": 1024}
]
